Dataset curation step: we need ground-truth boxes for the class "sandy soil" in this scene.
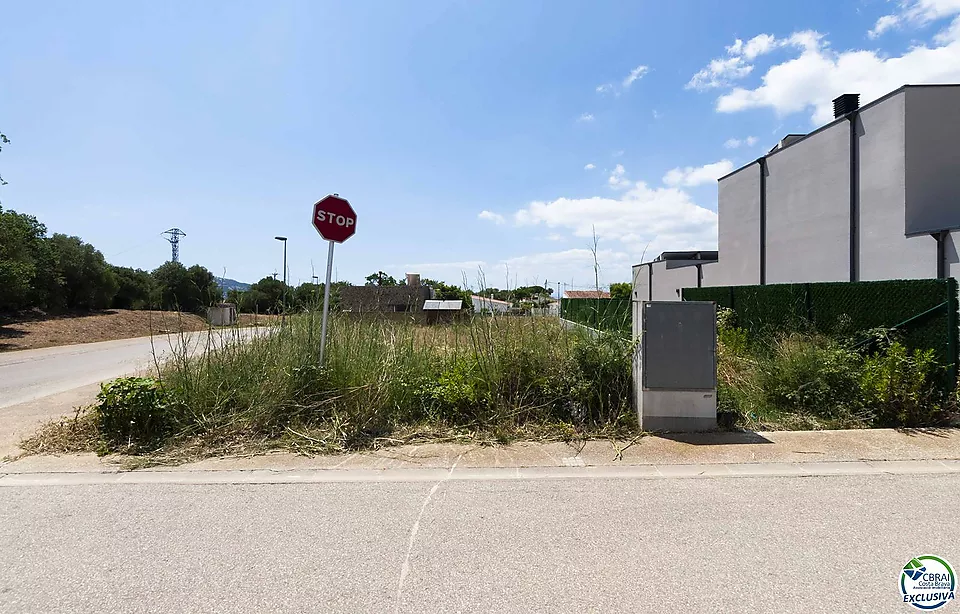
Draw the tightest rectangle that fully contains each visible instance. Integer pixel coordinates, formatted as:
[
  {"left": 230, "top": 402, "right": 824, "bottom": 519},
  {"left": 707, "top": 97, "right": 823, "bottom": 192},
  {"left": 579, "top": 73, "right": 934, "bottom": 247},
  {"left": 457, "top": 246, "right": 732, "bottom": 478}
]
[{"left": 0, "top": 310, "right": 210, "bottom": 352}]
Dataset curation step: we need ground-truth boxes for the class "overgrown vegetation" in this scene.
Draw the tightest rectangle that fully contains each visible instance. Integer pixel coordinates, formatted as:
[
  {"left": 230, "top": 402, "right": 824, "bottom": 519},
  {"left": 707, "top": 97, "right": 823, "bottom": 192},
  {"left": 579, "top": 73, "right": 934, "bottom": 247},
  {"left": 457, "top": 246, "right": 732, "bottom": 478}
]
[
  {"left": 715, "top": 308, "right": 959, "bottom": 430},
  {"left": 31, "top": 316, "right": 635, "bottom": 460}
]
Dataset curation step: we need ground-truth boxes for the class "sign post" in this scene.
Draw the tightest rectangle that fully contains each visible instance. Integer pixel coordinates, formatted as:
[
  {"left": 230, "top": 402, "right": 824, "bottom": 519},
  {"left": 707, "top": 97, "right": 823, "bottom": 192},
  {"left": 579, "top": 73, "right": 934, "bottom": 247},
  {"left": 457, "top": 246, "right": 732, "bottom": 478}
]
[{"left": 311, "top": 194, "right": 357, "bottom": 364}]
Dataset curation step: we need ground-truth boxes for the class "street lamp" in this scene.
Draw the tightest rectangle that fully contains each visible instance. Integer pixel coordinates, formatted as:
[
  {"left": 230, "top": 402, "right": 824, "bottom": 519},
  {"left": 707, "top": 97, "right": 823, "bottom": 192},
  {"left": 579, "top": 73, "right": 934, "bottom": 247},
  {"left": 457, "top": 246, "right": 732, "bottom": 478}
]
[
  {"left": 275, "top": 236, "right": 287, "bottom": 312},
  {"left": 274, "top": 237, "right": 288, "bottom": 287}
]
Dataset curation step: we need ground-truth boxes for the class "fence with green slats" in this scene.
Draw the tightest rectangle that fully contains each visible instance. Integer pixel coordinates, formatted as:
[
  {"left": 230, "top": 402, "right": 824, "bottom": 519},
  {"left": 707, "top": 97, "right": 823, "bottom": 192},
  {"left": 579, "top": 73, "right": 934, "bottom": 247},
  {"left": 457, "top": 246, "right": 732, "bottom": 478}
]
[
  {"left": 560, "top": 298, "right": 631, "bottom": 336},
  {"left": 683, "top": 278, "right": 959, "bottom": 384}
]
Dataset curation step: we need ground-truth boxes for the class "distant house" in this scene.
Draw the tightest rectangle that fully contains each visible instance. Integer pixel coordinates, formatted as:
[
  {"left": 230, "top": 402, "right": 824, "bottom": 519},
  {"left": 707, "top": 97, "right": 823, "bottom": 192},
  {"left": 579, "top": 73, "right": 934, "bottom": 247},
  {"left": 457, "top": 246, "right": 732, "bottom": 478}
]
[
  {"left": 423, "top": 299, "right": 464, "bottom": 323},
  {"left": 563, "top": 290, "right": 611, "bottom": 299},
  {"left": 339, "top": 273, "right": 432, "bottom": 313},
  {"left": 471, "top": 295, "right": 512, "bottom": 314}
]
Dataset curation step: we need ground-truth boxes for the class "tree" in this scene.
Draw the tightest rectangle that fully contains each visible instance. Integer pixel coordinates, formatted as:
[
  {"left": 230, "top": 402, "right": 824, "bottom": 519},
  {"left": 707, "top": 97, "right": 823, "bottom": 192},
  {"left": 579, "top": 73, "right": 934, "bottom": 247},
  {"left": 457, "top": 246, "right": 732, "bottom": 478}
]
[
  {"left": 609, "top": 282, "right": 632, "bottom": 300},
  {"left": 241, "top": 276, "right": 286, "bottom": 313},
  {"left": 47, "top": 234, "right": 118, "bottom": 310},
  {"left": 422, "top": 278, "right": 473, "bottom": 311},
  {"left": 0, "top": 206, "right": 56, "bottom": 311},
  {"left": 188, "top": 264, "right": 222, "bottom": 310},
  {"left": 293, "top": 282, "right": 321, "bottom": 309},
  {"left": 364, "top": 271, "right": 398, "bottom": 287},
  {"left": 111, "top": 266, "right": 155, "bottom": 310},
  {"left": 152, "top": 262, "right": 219, "bottom": 313}
]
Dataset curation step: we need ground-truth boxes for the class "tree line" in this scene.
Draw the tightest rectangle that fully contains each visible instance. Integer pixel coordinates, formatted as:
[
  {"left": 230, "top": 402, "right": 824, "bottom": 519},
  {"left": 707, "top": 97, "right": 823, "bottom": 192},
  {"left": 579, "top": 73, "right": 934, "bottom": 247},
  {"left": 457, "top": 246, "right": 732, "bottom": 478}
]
[{"left": 0, "top": 206, "right": 221, "bottom": 313}]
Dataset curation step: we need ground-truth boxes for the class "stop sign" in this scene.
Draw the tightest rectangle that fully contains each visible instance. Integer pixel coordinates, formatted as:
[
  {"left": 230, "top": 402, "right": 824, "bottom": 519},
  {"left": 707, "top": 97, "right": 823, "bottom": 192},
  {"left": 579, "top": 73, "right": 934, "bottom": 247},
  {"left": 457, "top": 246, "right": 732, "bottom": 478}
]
[{"left": 311, "top": 194, "right": 357, "bottom": 243}]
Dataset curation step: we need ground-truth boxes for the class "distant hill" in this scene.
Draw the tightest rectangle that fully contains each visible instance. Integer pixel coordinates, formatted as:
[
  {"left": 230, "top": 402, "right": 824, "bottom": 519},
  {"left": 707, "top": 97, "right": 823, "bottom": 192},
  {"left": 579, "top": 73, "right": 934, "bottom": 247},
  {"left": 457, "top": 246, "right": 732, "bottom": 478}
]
[{"left": 216, "top": 277, "right": 251, "bottom": 293}]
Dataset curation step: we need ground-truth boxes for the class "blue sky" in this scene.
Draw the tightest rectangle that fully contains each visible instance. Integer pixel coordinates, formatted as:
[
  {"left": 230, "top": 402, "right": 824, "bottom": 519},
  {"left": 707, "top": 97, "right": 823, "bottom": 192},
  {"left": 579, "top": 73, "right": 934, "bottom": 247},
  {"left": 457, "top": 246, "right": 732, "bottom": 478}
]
[{"left": 3, "top": 0, "right": 960, "bottom": 292}]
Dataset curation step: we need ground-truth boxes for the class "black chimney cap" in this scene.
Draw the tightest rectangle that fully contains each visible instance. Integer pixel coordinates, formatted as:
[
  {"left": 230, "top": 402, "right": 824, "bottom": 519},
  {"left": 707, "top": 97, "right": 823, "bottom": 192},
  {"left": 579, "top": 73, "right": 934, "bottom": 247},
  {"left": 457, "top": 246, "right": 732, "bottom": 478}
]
[{"left": 833, "top": 93, "right": 860, "bottom": 118}]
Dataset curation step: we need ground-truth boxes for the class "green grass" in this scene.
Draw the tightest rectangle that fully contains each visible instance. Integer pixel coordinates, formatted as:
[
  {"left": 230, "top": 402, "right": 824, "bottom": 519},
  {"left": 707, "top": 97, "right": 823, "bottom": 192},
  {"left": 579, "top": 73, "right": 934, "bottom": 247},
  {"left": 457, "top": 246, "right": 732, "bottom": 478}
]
[
  {"left": 716, "top": 310, "right": 960, "bottom": 430},
  {"left": 83, "top": 314, "right": 636, "bottom": 457}
]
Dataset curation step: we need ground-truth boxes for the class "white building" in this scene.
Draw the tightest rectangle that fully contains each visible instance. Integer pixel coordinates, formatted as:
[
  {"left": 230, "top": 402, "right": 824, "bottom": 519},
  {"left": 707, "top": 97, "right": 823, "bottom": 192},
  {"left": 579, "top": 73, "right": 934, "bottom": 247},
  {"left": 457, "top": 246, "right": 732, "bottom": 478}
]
[{"left": 471, "top": 295, "right": 512, "bottom": 314}]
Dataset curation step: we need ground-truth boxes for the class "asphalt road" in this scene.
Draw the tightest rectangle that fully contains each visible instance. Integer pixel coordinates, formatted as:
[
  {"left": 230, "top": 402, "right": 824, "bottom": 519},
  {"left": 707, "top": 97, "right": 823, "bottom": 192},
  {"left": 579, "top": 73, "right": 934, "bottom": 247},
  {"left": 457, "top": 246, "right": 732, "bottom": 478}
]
[
  {"left": 0, "top": 329, "right": 260, "bottom": 409},
  {"left": 2, "top": 471, "right": 957, "bottom": 613}
]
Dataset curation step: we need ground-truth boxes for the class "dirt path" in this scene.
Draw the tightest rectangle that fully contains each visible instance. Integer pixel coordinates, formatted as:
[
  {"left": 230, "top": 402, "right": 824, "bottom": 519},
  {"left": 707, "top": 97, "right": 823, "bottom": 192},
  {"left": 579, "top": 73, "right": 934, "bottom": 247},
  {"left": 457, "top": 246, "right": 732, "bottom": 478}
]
[{"left": 0, "top": 310, "right": 277, "bottom": 352}]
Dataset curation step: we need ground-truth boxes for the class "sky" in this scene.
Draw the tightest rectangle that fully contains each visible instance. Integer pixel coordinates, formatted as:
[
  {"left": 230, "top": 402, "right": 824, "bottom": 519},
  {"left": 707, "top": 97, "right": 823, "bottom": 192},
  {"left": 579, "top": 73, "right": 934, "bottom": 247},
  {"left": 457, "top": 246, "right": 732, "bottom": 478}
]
[{"left": 3, "top": 0, "right": 960, "bottom": 293}]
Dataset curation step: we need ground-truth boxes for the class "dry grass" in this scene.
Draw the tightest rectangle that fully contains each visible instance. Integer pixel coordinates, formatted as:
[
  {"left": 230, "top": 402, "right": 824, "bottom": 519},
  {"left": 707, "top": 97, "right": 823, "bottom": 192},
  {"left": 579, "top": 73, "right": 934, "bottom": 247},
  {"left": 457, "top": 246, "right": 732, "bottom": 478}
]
[
  {"left": 19, "top": 315, "right": 637, "bottom": 466},
  {"left": 236, "top": 313, "right": 282, "bottom": 327},
  {"left": 19, "top": 409, "right": 100, "bottom": 455},
  {"left": 0, "top": 310, "right": 209, "bottom": 352}
]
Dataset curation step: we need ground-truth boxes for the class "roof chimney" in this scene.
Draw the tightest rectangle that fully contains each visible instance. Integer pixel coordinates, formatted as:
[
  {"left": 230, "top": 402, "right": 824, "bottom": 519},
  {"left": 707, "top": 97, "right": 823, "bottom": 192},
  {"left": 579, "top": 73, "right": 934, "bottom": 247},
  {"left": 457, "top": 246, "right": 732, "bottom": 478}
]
[
  {"left": 406, "top": 273, "right": 420, "bottom": 288},
  {"left": 833, "top": 93, "right": 860, "bottom": 118}
]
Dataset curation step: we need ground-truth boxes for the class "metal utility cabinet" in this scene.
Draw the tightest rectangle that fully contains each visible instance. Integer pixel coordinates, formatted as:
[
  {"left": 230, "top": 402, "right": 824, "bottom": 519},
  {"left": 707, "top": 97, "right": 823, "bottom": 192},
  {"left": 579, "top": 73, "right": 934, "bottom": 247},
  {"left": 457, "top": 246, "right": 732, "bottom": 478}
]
[{"left": 634, "top": 301, "right": 717, "bottom": 431}]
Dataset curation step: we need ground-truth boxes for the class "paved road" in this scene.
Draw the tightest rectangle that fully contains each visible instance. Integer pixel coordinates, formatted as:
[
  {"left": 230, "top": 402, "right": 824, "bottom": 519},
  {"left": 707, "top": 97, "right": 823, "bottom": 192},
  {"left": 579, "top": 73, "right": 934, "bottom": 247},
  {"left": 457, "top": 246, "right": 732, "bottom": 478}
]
[
  {"left": 1, "top": 470, "right": 957, "bottom": 613},
  {"left": 0, "top": 329, "right": 259, "bottom": 409}
]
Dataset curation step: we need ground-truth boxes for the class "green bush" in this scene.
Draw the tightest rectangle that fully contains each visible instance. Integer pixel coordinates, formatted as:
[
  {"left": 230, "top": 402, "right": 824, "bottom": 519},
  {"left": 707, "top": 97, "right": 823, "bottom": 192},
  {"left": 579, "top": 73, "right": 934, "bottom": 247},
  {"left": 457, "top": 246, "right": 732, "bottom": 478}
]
[
  {"left": 757, "top": 335, "right": 862, "bottom": 420},
  {"left": 717, "top": 318, "right": 957, "bottom": 430},
  {"left": 860, "top": 342, "right": 947, "bottom": 427},
  {"left": 94, "top": 377, "right": 170, "bottom": 452},
  {"left": 420, "top": 359, "right": 489, "bottom": 421}
]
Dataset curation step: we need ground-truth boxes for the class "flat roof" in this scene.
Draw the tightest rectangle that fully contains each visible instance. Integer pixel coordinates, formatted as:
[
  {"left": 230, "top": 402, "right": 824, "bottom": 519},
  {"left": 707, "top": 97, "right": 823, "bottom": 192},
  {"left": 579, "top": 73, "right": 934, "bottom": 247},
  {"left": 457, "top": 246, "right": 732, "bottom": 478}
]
[
  {"left": 423, "top": 300, "right": 463, "bottom": 310},
  {"left": 718, "top": 84, "right": 960, "bottom": 182}
]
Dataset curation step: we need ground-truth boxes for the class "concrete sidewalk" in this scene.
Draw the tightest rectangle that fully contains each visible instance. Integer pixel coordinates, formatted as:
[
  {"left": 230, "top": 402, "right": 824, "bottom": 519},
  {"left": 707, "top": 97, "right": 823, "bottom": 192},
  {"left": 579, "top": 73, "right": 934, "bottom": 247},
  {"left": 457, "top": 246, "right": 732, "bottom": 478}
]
[{"left": 3, "top": 427, "right": 959, "bottom": 477}]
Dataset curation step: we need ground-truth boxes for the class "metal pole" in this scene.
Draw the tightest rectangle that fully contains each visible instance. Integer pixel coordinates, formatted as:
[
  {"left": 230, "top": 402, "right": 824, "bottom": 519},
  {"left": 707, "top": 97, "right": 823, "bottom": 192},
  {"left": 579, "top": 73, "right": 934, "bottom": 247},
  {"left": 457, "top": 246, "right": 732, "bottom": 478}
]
[{"left": 319, "top": 240, "right": 335, "bottom": 364}]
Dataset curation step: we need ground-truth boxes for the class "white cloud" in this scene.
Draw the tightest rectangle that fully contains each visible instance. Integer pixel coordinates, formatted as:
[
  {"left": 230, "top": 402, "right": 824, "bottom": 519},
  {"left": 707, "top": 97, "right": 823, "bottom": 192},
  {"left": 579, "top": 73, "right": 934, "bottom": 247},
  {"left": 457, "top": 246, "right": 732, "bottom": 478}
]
[
  {"left": 713, "top": 25, "right": 960, "bottom": 124},
  {"left": 869, "top": 0, "right": 960, "bottom": 38},
  {"left": 662, "top": 160, "right": 735, "bottom": 187},
  {"left": 622, "top": 65, "right": 649, "bottom": 88},
  {"left": 612, "top": 149, "right": 625, "bottom": 157},
  {"left": 478, "top": 210, "right": 505, "bottom": 224},
  {"left": 577, "top": 112, "right": 595, "bottom": 123},
  {"left": 687, "top": 31, "right": 823, "bottom": 91},
  {"left": 415, "top": 163, "right": 722, "bottom": 288},
  {"left": 596, "top": 83, "right": 614, "bottom": 94},
  {"left": 584, "top": 163, "right": 596, "bottom": 170},
  {"left": 512, "top": 181, "right": 717, "bottom": 263},
  {"left": 652, "top": 109, "right": 661, "bottom": 119},
  {"left": 723, "top": 135, "right": 759, "bottom": 149},
  {"left": 400, "top": 250, "right": 635, "bottom": 290},
  {"left": 607, "top": 164, "right": 631, "bottom": 189},
  {"left": 742, "top": 33, "right": 778, "bottom": 59},
  {"left": 687, "top": 56, "right": 753, "bottom": 90},
  {"left": 868, "top": 14, "right": 902, "bottom": 38}
]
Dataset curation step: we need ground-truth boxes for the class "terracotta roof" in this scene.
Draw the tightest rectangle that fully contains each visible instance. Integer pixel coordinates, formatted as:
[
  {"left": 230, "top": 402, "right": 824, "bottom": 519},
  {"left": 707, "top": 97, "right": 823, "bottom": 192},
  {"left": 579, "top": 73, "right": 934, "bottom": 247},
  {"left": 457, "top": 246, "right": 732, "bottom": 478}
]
[{"left": 564, "top": 290, "right": 611, "bottom": 299}]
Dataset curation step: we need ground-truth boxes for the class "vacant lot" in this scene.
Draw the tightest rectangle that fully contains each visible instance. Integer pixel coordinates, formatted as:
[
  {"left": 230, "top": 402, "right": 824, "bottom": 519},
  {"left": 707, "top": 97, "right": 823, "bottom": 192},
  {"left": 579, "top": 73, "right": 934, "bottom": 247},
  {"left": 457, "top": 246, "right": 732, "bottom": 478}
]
[{"left": 0, "top": 310, "right": 212, "bottom": 352}]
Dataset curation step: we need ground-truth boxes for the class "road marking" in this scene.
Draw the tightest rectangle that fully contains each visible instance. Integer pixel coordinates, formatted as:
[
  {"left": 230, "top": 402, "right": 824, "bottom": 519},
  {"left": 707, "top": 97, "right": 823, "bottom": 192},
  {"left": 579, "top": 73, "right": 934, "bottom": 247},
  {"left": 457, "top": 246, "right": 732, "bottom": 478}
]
[
  {"left": 1, "top": 459, "right": 958, "bottom": 487},
  {"left": 395, "top": 453, "right": 462, "bottom": 613}
]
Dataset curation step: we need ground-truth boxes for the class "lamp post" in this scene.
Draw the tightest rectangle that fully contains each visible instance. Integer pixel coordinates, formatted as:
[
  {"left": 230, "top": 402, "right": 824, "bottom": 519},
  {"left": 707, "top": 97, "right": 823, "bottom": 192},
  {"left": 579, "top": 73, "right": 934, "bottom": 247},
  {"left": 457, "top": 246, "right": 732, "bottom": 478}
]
[{"left": 275, "top": 236, "right": 287, "bottom": 311}]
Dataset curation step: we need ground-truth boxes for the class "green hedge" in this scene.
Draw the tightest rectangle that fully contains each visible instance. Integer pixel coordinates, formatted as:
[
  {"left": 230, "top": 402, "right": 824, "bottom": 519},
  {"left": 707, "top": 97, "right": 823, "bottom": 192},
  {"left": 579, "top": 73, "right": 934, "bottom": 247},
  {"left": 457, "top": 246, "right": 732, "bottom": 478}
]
[
  {"left": 683, "top": 278, "right": 959, "bottom": 381},
  {"left": 560, "top": 298, "right": 631, "bottom": 335}
]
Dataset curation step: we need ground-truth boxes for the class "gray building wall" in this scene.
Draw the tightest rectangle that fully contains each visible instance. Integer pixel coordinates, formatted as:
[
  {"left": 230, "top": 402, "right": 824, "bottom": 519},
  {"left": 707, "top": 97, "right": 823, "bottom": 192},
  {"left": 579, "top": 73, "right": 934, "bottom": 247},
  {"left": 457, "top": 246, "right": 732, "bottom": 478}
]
[
  {"left": 631, "top": 264, "right": 649, "bottom": 303},
  {"left": 765, "top": 123, "right": 851, "bottom": 283},
  {"left": 716, "top": 163, "right": 761, "bottom": 286},
  {"left": 857, "top": 91, "right": 938, "bottom": 280},
  {"left": 631, "top": 261, "right": 702, "bottom": 303},
  {"left": 650, "top": 261, "right": 700, "bottom": 301},
  {"left": 949, "top": 231, "right": 960, "bottom": 280},
  {"left": 905, "top": 86, "right": 960, "bottom": 235}
]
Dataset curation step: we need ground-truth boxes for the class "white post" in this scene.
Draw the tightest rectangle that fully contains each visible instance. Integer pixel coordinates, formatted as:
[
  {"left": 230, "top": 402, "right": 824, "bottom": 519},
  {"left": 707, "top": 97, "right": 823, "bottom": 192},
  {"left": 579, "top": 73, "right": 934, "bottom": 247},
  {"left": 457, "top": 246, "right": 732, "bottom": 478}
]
[{"left": 319, "top": 240, "right": 335, "bottom": 364}]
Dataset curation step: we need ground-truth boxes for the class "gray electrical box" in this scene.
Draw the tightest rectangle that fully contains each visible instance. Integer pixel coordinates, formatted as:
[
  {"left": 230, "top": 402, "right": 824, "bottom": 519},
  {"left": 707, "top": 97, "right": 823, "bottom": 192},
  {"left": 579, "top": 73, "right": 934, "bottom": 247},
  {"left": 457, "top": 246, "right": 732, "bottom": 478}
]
[{"left": 635, "top": 301, "right": 717, "bottom": 431}]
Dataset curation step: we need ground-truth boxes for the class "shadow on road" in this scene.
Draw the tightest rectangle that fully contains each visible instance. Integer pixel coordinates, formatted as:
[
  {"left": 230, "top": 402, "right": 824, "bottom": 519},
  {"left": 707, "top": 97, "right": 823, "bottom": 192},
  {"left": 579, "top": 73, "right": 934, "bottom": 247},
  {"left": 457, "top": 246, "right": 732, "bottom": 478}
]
[{"left": 655, "top": 431, "right": 774, "bottom": 446}]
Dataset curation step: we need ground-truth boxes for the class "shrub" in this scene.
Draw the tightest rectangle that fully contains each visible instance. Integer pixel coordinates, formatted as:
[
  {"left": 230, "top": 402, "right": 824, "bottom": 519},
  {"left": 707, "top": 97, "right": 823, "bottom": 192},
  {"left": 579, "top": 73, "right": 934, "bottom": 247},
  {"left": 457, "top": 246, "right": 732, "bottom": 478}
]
[
  {"left": 757, "top": 335, "right": 863, "bottom": 421},
  {"left": 94, "top": 377, "right": 170, "bottom": 452},
  {"left": 860, "top": 342, "right": 949, "bottom": 427}
]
